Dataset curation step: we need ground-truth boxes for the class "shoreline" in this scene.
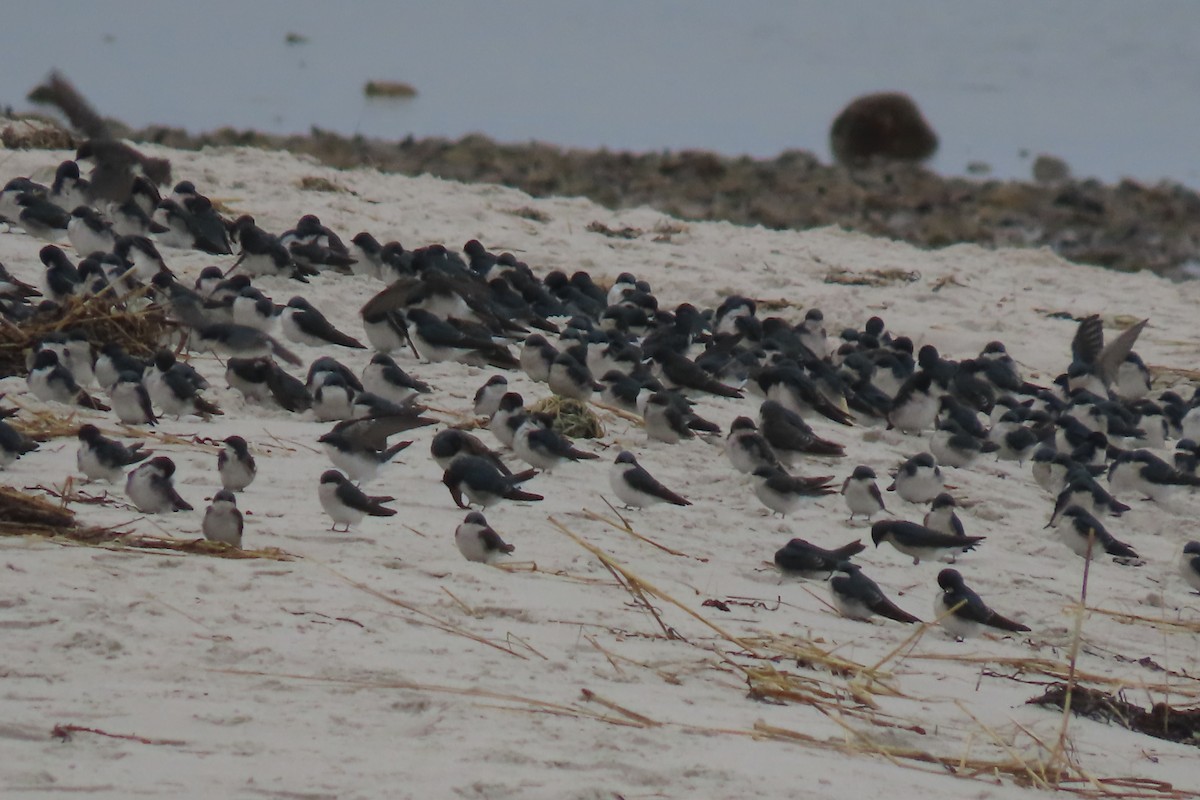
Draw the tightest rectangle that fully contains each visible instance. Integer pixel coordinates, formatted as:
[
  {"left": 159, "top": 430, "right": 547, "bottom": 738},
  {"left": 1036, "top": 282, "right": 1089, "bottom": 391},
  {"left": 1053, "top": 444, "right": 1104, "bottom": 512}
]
[{"left": 111, "top": 121, "right": 1200, "bottom": 278}]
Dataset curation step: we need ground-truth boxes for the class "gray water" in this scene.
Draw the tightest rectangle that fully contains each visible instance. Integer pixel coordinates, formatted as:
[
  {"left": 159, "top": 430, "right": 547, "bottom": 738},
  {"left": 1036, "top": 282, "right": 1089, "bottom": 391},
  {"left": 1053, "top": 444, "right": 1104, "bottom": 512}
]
[{"left": 3, "top": 1, "right": 1199, "bottom": 186}]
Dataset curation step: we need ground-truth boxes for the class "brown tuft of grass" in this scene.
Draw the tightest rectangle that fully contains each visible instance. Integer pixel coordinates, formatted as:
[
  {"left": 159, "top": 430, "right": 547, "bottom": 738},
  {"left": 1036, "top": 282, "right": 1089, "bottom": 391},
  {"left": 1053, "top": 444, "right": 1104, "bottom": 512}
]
[
  {"left": 824, "top": 267, "right": 922, "bottom": 286},
  {"left": 0, "top": 293, "right": 173, "bottom": 378},
  {"left": 0, "top": 485, "right": 292, "bottom": 560},
  {"left": 297, "top": 175, "right": 347, "bottom": 193},
  {"left": 1, "top": 117, "right": 76, "bottom": 150},
  {"left": 507, "top": 206, "right": 551, "bottom": 223},
  {"left": 586, "top": 221, "right": 643, "bottom": 239},
  {"left": 1030, "top": 684, "right": 1200, "bottom": 748},
  {"left": 529, "top": 395, "right": 604, "bottom": 439}
]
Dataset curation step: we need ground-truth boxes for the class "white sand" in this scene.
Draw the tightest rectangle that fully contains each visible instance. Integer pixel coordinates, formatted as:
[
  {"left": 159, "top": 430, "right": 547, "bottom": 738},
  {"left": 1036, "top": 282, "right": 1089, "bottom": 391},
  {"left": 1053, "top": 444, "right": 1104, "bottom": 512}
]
[{"left": 1, "top": 143, "right": 1198, "bottom": 799}]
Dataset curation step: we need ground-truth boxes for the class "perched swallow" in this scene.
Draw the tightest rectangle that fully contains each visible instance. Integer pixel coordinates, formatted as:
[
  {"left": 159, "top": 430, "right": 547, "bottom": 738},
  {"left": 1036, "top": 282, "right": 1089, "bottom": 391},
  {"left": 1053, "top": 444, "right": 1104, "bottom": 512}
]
[
  {"left": 194, "top": 323, "right": 302, "bottom": 366},
  {"left": 361, "top": 353, "right": 430, "bottom": 405},
  {"left": 995, "top": 424, "right": 1039, "bottom": 464},
  {"left": 489, "top": 392, "right": 527, "bottom": 449},
  {"left": 348, "top": 231, "right": 383, "bottom": 278},
  {"left": 67, "top": 205, "right": 116, "bottom": 255},
  {"left": 281, "top": 296, "right": 366, "bottom": 349},
  {"left": 126, "top": 456, "right": 192, "bottom": 513},
  {"left": 1031, "top": 447, "right": 1088, "bottom": 495},
  {"left": 430, "top": 428, "right": 511, "bottom": 475},
  {"left": 318, "top": 427, "right": 410, "bottom": 484},
  {"left": 76, "top": 423, "right": 149, "bottom": 482},
  {"left": 887, "top": 453, "right": 944, "bottom": 504},
  {"left": 520, "top": 333, "right": 559, "bottom": 382},
  {"left": 218, "top": 435, "right": 256, "bottom": 492},
  {"left": 361, "top": 308, "right": 410, "bottom": 354},
  {"left": 112, "top": 232, "right": 170, "bottom": 283},
  {"left": 306, "top": 356, "right": 364, "bottom": 394},
  {"left": 774, "top": 538, "right": 866, "bottom": 580},
  {"left": 1056, "top": 506, "right": 1141, "bottom": 564},
  {"left": 887, "top": 371, "right": 939, "bottom": 434},
  {"left": 26, "top": 350, "right": 108, "bottom": 410},
  {"left": 609, "top": 450, "right": 690, "bottom": 508},
  {"left": 154, "top": 199, "right": 230, "bottom": 254},
  {"left": 224, "top": 357, "right": 295, "bottom": 408},
  {"left": 473, "top": 375, "right": 509, "bottom": 417},
  {"left": 0, "top": 261, "right": 41, "bottom": 300},
  {"left": 403, "top": 308, "right": 515, "bottom": 367},
  {"left": 202, "top": 489, "right": 244, "bottom": 548},
  {"left": 547, "top": 353, "right": 598, "bottom": 402},
  {"left": 146, "top": 351, "right": 221, "bottom": 418},
  {"left": 14, "top": 193, "right": 70, "bottom": 241},
  {"left": 49, "top": 160, "right": 89, "bottom": 211},
  {"left": 651, "top": 349, "right": 743, "bottom": 399},
  {"left": 642, "top": 391, "right": 697, "bottom": 444},
  {"left": 318, "top": 469, "right": 397, "bottom": 532},
  {"left": 512, "top": 416, "right": 599, "bottom": 472},
  {"left": 871, "top": 519, "right": 984, "bottom": 565},
  {"left": 312, "top": 374, "right": 356, "bottom": 422},
  {"left": 0, "top": 419, "right": 39, "bottom": 469},
  {"left": 923, "top": 493, "right": 965, "bottom": 538},
  {"left": 758, "top": 400, "right": 844, "bottom": 461},
  {"left": 39, "top": 244, "right": 81, "bottom": 302},
  {"left": 1179, "top": 541, "right": 1200, "bottom": 593},
  {"left": 108, "top": 371, "right": 157, "bottom": 425},
  {"left": 1048, "top": 473, "right": 1130, "bottom": 526},
  {"left": 442, "top": 456, "right": 542, "bottom": 509},
  {"left": 1108, "top": 449, "right": 1200, "bottom": 506},
  {"left": 724, "top": 416, "right": 782, "bottom": 475},
  {"left": 934, "top": 569, "right": 1030, "bottom": 639},
  {"left": 1174, "top": 439, "right": 1200, "bottom": 477},
  {"left": 231, "top": 215, "right": 301, "bottom": 279},
  {"left": 929, "top": 419, "right": 998, "bottom": 468},
  {"left": 231, "top": 287, "right": 277, "bottom": 332},
  {"left": 349, "top": 391, "right": 418, "bottom": 421},
  {"left": 454, "top": 511, "right": 516, "bottom": 564},
  {"left": 598, "top": 369, "right": 652, "bottom": 414},
  {"left": 751, "top": 465, "right": 836, "bottom": 517},
  {"left": 797, "top": 308, "right": 828, "bottom": 359},
  {"left": 841, "top": 465, "right": 887, "bottom": 521},
  {"left": 830, "top": 562, "right": 921, "bottom": 623}
]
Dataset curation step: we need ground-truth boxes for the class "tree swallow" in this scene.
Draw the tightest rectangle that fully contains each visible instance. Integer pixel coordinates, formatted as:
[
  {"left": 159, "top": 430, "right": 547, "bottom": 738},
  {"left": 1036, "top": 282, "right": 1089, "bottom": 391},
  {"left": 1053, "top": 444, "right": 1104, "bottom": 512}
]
[
  {"left": 455, "top": 511, "right": 515, "bottom": 564},
  {"left": 609, "top": 450, "right": 691, "bottom": 509},
  {"left": 751, "top": 465, "right": 836, "bottom": 517},
  {"left": 1056, "top": 505, "right": 1141, "bottom": 564},
  {"left": 922, "top": 493, "right": 965, "bottom": 538},
  {"left": 934, "top": 568, "right": 1030, "bottom": 639},
  {"left": 318, "top": 469, "right": 397, "bottom": 532},
  {"left": 126, "top": 457, "right": 192, "bottom": 514},
  {"left": 830, "top": 562, "right": 921, "bottom": 624},
  {"left": 841, "top": 465, "right": 887, "bottom": 521},
  {"left": 442, "top": 456, "right": 542, "bottom": 509},
  {"left": 724, "top": 416, "right": 782, "bottom": 475},
  {"left": 774, "top": 538, "right": 866, "bottom": 580},
  {"left": 202, "top": 489, "right": 244, "bottom": 548},
  {"left": 512, "top": 416, "right": 599, "bottom": 473},
  {"left": 76, "top": 423, "right": 149, "bottom": 482},
  {"left": 218, "top": 435, "right": 256, "bottom": 492},
  {"left": 871, "top": 519, "right": 984, "bottom": 565},
  {"left": 887, "top": 453, "right": 944, "bottom": 504},
  {"left": 473, "top": 375, "right": 509, "bottom": 418}
]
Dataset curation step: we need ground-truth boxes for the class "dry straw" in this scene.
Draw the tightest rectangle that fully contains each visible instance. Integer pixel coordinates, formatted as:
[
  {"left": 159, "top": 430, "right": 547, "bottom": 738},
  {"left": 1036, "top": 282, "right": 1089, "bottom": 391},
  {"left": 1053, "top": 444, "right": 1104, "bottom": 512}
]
[
  {"left": 0, "top": 485, "right": 292, "bottom": 560},
  {"left": 528, "top": 395, "right": 604, "bottom": 439},
  {"left": 0, "top": 292, "right": 174, "bottom": 378}
]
